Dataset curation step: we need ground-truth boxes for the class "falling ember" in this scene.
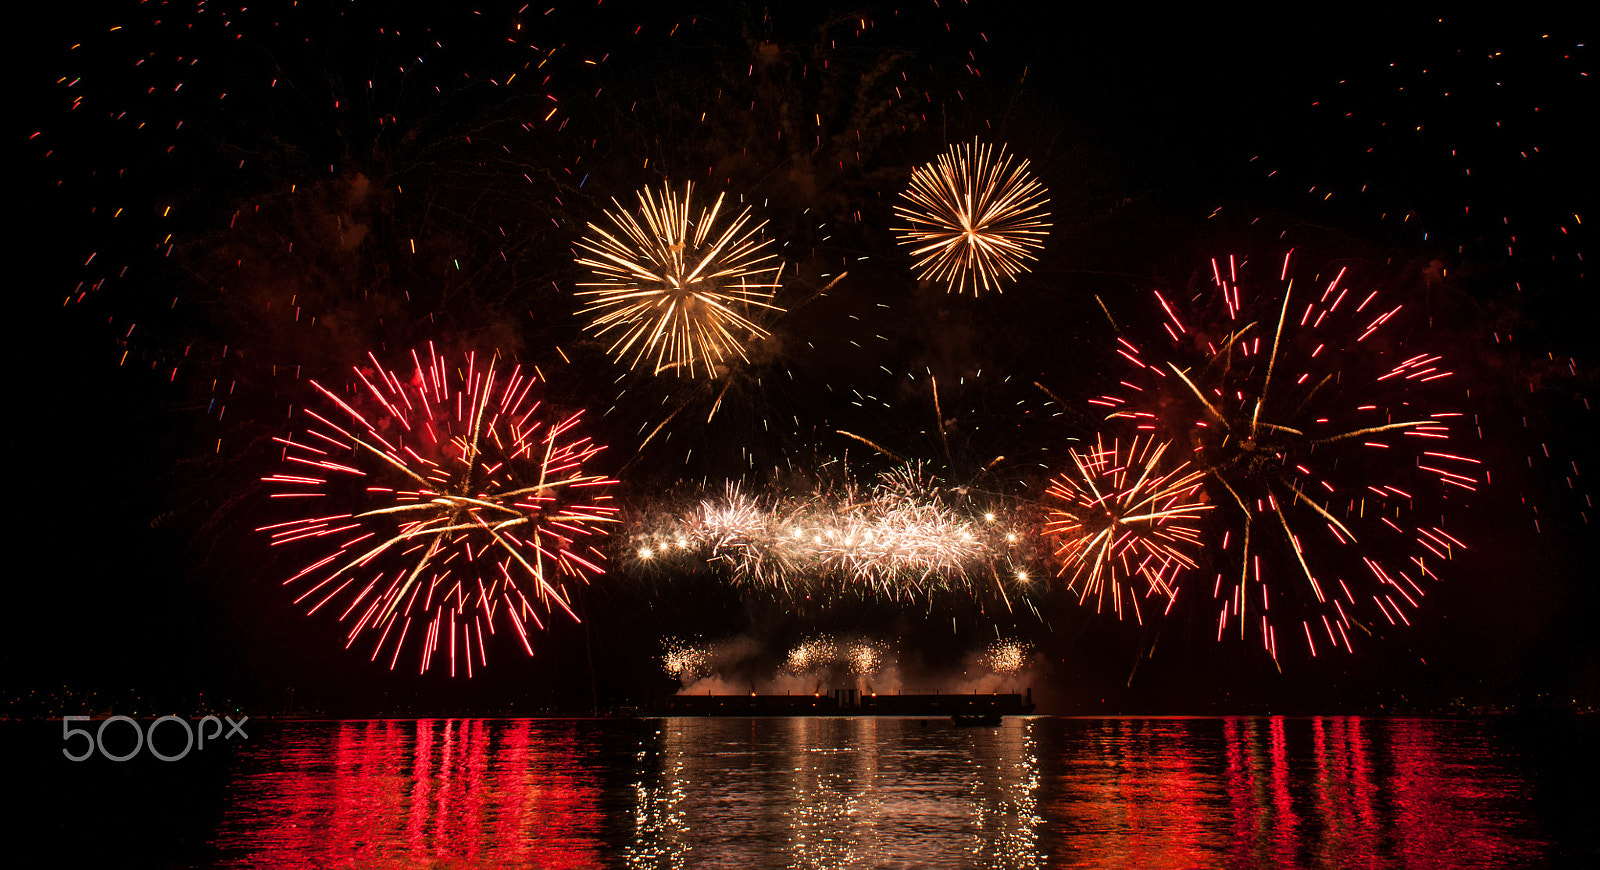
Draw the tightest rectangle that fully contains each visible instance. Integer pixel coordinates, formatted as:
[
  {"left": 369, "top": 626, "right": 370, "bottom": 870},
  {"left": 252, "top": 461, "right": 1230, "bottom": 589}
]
[
  {"left": 258, "top": 344, "right": 619, "bottom": 675},
  {"left": 1043, "top": 436, "right": 1211, "bottom": 622},
  {"left": 894, "top": 140, "right": 1051, "bottom": 294},
  {"left": 575, "top": 181, "right": 785, "bottom": 378},
  {"left": 1101, "top": 255, "right": 1477, "bottom": 658}
]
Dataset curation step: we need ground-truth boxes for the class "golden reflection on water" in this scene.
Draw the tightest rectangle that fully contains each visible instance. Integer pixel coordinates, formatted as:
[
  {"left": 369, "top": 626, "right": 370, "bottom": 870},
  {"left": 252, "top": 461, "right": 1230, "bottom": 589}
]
[{"left": 627, "top": 717, "right": 1042, "bottom": 868}]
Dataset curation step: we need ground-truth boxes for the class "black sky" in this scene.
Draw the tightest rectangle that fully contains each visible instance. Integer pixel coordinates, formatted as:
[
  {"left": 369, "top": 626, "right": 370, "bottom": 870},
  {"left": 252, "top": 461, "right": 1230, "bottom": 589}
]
[{"left": 12, "top": 2, "right": 1594, "bottom": 716}]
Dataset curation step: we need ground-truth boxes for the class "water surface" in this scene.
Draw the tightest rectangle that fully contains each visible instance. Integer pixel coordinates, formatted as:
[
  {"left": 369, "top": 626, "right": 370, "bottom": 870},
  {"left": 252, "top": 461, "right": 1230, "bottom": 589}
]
[{"left": 23, "top": 716, "right": 1595, "bottom": 867}]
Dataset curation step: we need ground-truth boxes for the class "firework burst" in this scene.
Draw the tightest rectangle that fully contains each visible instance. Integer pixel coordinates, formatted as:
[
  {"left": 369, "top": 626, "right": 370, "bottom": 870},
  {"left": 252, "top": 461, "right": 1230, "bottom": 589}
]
[
  {"left": 662, "top": 640, "right": 710, "bottom": 681},
  {"left": 626, "top": 466, "right": 1028, "bottom": 598},
  {"left": 575, "top": 182, "right": 785, "bottom": 378},
  {"left": 845, "top": 639, "right": 888, "bottom": 675},
  {"left": 784, "top": 637, "right": 839, "bottom": 673},
  {"left": 258, "top": 345, "right": 619, "bottom": 675},
  {"left": 816, "top": 463, "right": 999, "bottom": 593},
  {"left": 1101, "top": 254, "right": 1477, "bottom": 660},
  {"left": 982, "top": 640, "right": 1032, "bottom": 674},
  {"left": 894, "top": 140, "right": 1051, "bottom": 294},
  {"left": 1044, "top": 435, "right": 1211, "bottom": 622}
]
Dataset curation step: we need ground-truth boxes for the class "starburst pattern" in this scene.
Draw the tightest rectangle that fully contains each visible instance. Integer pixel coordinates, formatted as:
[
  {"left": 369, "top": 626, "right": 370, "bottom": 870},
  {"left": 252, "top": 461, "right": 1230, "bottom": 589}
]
[
  {"left": 1043, "top": 436, "right": 1211, "bottom": 622},
  {"left": 1101, "top": 254, "right": 1478, "bottom": 659},
  {"left": 894, "top": 140, "right": 1051, "bottom": 294},
  {"left": 258, "top": 345, "right": 619, "bottom": 675},
  {"left": 575, "top": 182, "right": 785, "bottom": 377}
]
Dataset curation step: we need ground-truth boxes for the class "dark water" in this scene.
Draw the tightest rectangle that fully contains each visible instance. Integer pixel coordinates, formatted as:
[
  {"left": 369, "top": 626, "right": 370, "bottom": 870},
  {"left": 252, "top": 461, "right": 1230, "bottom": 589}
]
[{"left": 18, "top": 716, "right": 1598, "bottom": 868}]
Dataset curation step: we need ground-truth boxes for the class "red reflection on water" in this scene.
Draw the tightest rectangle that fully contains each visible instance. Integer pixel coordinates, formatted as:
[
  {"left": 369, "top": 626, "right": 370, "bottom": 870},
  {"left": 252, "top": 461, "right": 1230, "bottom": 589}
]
[
  {"left": 1269, "top": 716, "right": 1299, "bottom": 863},
  {"left": 1044, "top": 717, "right": 1545, "bottom": 868},
  {"left": 214, "top": 717, "right": 1548, "bottom": 867},
  {"left": 218, "top": 720, "right": 604, "bottom": 869},
  {"left": 1305, "top": 716, "right": 1383, "bottom": 864},
  {"left": 1387, "top": 718, "right": 1540, "bottom": 868},
  {"left": 1043, "top": 719, "right": 1223, "bottom": 868},
  {"left": 1223, "top": 716, "right": 1280, "bottom": 867}
]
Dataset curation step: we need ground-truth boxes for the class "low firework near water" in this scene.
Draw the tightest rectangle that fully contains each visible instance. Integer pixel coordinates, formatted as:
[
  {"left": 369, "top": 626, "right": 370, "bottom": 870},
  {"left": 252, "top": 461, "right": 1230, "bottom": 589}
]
[
  {"left": 575, "top": 182, "right": 785, "bottom": 378},
  {"left": 258, "top": 345, "right": 619, "bottom": 675},
  {"left": 894, "top": 140, "right": 1051, "bottom": 294},
  {"left": 1044, "top": 435, "right": 1211, "bottom": 623},
  {"left": 981, "top": 640, "right": 1032, "bottom": 675},
  {"left": 783, "top": 637, "right": 889, "bottom": 676},
  {"left": 1099, "top": 254, "right": 1477, "bottom": 660},
  {"left": 661, "top": 639, "right": 711, "bottom": 681}
]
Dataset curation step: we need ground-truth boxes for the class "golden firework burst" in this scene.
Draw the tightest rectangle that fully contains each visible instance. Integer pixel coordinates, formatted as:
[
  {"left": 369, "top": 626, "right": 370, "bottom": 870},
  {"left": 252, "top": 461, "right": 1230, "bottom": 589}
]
[
  {"left": 894, "top": 140, "right": 1050, "bottom": 294},
  {"left": 575, "top": 182, "right": 784, "bottom": 377}
]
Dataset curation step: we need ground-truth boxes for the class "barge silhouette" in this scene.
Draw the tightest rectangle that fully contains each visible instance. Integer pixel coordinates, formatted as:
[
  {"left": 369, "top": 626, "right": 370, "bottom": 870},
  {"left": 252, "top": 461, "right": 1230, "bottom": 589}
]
[{"left": 658, "top": 687, "right": 1034, "bottom": 717}]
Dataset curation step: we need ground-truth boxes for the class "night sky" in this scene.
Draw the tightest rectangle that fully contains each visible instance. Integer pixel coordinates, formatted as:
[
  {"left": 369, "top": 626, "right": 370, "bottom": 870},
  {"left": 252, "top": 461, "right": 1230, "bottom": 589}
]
[{"left": 13, "top": 2, "right": 1594, "bottom": 717}]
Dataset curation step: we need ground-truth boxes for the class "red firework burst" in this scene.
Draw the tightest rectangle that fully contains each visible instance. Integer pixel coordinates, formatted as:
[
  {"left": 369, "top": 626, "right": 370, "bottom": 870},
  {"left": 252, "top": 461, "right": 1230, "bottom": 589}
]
[
  {"left": 1097, "top": 253, "right": 1477, "bottom": 661},
  {"left": 258, "top": 345, "right": 618, "bottom": 675}
]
